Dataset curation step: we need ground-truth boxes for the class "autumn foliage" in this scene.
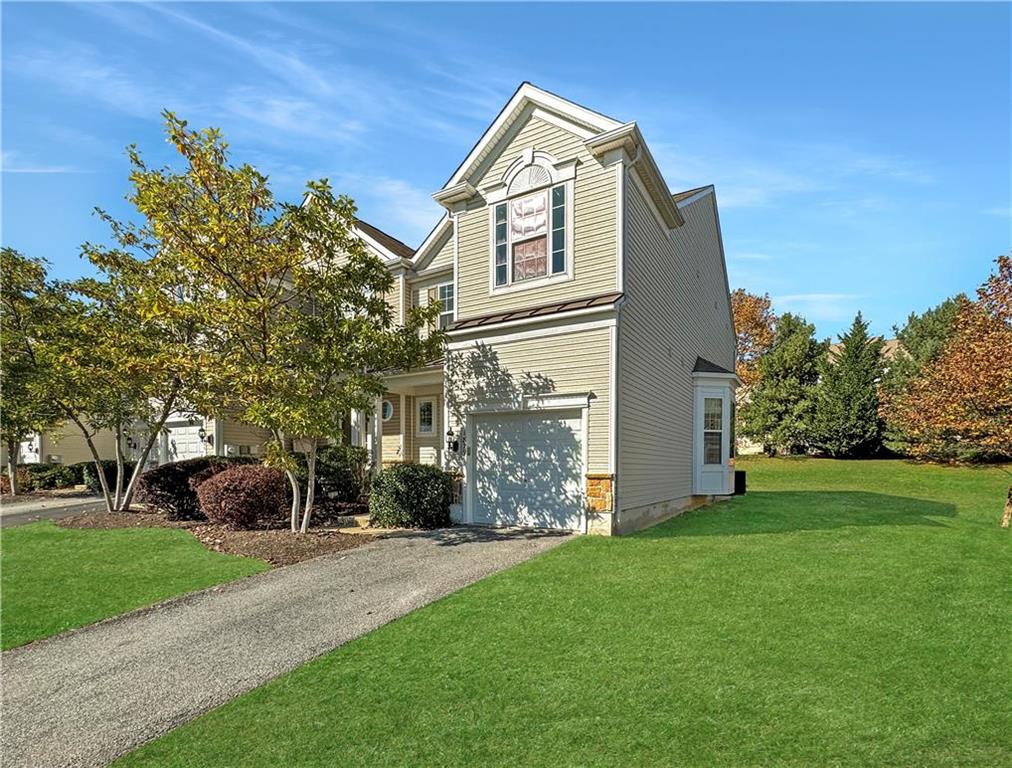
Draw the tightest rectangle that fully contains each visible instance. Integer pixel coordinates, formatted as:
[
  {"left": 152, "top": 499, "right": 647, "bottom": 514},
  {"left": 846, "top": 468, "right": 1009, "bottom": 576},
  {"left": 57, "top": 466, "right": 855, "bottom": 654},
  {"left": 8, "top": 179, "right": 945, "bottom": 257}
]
[
  {"left": 881, "top": 255, "right": 1012, "bottom": 461},
  {"left": 730, "top": 289, "right": 776, "bottom": 390}
]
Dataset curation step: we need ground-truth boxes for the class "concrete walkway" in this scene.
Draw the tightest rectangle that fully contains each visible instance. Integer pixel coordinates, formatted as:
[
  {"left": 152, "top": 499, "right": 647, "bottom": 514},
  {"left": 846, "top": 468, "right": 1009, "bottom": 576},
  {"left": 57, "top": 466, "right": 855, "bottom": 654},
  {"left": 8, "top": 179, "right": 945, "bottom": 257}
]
[
  {"left": 0, "top": 494, "right": 105, "bottom": 527},
  {"left": 1, "top": 527, "right": 569, "bottom": 768}
]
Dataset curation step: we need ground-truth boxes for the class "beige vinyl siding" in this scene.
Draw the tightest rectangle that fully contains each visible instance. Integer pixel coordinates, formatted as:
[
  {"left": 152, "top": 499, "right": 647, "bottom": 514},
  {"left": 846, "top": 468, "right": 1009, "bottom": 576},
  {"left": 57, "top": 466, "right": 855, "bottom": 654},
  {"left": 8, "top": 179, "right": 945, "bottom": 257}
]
[
  {"left": 34, "top": 427, "right": 118, "bottom": 465},
  {"left": 386, "top": 278, "right": 403, "bottom": 325},
  {"left": 409, "top": 271, "right": 454, "bottom": 337},
  {"left": 411, "top": 390, "right": 443, "bottom": 465},
  {"left": 618, "top": 181, "right": 735, "bottom": 511},
  {"left": 380, "top": 394, "right": 402, "bottom": 463},
  {"left": 220, "top": 419, "right": 270, "bottom": 448},
  {"left": 456, "top": 115, "right": 618, "bottom": 319},
  {"left": 424, "top": 229, "right": 454, "bottom": 271},
  {"left": 446, "top": 325, "right": 611, "bottom": 472}
]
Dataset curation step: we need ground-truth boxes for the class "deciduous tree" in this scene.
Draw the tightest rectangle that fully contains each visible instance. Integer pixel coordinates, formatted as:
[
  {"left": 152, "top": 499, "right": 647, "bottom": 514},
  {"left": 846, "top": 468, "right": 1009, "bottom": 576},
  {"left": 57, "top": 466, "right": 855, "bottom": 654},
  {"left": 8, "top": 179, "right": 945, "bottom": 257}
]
[
  {"left": 131, "top": 114, "right": 441, "bottom": 532},
  {"left": 730, "top": 288, "right": 776, "bottom": 392},
  {"left": 0, "top": 249, "right": 62, "bottom": 495},
  {"left": 882, "top": 255, "right": 1011, "bottom": 463}
]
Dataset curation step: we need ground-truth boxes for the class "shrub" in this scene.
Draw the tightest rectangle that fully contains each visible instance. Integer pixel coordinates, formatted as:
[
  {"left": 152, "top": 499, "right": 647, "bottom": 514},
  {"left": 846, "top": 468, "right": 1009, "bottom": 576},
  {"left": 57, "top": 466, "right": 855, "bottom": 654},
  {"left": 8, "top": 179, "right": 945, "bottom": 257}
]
[
  {"left": 19, "top": 463, "right": 81, "bottom": 490},
  {"left": 81, "top": 460, "right": 137, "bottom": 495},
  {"left": 293, "top": 444, "right": 369, "bottom": 506},
  {"left": 135, "top": 456, "right": 257, "bottom": 520},
  {"left": 197, "top": 465, "right": 287, "bottom": 530},
  {"left": 369, "top": 463, "right": 452, "bottom": 529},
  {"left": 0, "top": 468, "right": 31, "bottom": 495}
]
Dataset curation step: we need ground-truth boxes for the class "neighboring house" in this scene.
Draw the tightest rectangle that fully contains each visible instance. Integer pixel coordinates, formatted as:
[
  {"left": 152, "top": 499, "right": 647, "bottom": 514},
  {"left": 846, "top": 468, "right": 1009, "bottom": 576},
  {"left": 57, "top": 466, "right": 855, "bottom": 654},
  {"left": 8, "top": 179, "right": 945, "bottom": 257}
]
[
  {"left": 2, "top": 415, "right": 272, "bottom": 470},
  {"left": 2, "top": 425, "right": 120, "bottom": 467},
  {"left": 343, "top": 83, "right": 737, "bottom": 535}
]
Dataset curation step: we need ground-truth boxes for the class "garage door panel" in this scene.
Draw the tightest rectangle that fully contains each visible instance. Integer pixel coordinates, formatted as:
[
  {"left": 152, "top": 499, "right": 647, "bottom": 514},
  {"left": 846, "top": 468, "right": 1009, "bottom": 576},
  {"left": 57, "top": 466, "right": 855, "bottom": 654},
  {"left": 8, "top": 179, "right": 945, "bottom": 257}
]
[{"left": 471, "top": 409, "right": 584, "bottom": 531}]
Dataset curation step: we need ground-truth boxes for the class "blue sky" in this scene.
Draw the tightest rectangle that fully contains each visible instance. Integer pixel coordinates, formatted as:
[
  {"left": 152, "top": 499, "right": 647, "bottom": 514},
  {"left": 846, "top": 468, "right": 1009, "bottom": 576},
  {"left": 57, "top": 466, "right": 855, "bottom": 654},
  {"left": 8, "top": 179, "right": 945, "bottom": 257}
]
[{"left": 2, "top": 2, "right": 1009, "bottom": 339}]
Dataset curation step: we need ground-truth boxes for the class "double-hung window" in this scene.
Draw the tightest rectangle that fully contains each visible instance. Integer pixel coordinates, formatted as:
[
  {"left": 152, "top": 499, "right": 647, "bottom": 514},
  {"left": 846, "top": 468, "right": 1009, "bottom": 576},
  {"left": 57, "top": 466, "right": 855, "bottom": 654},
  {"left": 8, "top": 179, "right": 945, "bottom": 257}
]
[
  {"left": 703, "top": 397, "right": 724, "bottom": 465},
  {"left": 436, "top": 283, "right": 454, "bottom": 329},
  {"left": 493, "top": 182, "right": 567, "bottom": 287}
]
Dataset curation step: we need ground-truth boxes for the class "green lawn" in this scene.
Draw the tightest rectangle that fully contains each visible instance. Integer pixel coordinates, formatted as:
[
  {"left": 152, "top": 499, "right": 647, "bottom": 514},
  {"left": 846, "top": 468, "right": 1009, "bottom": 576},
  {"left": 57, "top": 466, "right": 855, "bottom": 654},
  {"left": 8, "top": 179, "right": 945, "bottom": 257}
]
[
  {"left": 119, "top": 459, "right": 1011, "bottom": 767},
  {"left": 1, "top": 522, "right": 268, "bottom": 649}
]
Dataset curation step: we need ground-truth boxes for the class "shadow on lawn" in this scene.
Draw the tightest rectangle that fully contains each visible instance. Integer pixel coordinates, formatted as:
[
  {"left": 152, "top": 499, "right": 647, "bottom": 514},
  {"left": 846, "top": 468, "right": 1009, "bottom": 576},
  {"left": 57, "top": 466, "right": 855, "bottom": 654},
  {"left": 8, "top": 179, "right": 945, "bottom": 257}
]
[{"left": 640, "top": 491, "right": 957, "bottom": 538}]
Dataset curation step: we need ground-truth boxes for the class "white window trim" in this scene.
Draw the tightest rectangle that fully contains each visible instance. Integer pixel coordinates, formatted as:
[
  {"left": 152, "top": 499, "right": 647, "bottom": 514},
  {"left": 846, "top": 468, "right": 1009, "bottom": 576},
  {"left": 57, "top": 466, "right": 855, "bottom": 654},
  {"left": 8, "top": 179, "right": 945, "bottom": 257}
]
[
  {"left": 417, "top": 397, "right": 436, "bottom": 435},
  {"left": 702, "top": 397, "right": 724, "bottom": 466},
  {"left": 487, "top": 177, "right": 575, "bottom": 296},
  {"left": 436, "top": 282, "right": 455, "bottom": 330},
  {"left": 381, "top": 400, "right": 394, "bottom": 422}
]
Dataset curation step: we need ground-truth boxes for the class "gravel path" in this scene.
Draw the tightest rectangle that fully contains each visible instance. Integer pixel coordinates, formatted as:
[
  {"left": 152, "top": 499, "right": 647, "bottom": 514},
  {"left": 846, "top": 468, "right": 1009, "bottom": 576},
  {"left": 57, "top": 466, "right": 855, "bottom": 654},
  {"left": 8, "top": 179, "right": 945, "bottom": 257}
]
[{"left": 2, "top": 527, "right": 570, "bottom": 768}]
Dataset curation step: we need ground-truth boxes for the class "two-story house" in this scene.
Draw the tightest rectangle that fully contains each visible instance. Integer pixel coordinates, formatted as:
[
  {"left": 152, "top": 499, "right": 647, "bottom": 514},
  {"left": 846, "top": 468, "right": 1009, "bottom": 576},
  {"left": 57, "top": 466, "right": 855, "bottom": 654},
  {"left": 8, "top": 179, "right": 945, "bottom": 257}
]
[{"left": 345, "top": 83, "right": 737, "bottom": 535}]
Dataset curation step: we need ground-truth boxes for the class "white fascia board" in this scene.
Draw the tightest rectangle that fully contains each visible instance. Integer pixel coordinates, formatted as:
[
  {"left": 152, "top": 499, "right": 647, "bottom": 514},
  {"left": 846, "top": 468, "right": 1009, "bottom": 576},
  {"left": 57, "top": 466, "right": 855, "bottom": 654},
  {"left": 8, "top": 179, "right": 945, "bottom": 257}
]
[
  {"left": 692, "top": 371, "right": 740, "bottom": 387},
  {"left": 674, "top": 186, "right": 715, "bottom": 209},
  {"left": 411, "top": 216, "right": 453, "bottom": 270},
  {"left": 354, "top": 226, "right": 410, "bottom": 263},
  {"left": 585, "top": 123, "right": 684, "bottom": 229},
  {"left": 441, "top": 83, "right": 622, "bottom": 191},
  {"left": 433, "top": 181, "right": 478, "bottom": 210}
]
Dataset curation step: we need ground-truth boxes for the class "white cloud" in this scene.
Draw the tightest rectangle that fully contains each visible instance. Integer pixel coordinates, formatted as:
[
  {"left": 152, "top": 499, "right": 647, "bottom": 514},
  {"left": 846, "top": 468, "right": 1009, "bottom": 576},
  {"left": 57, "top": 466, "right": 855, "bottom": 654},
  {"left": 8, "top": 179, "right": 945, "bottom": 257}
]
[
  {"left": 7, "top": 46, "right": 182, "bottom": 120},
  {"left": 774, "top": 292, "right": 862, "bottom": 323},
  {"left": 1, "top": 150, "right": 81, "bottom": 174},
  {"left": 337, "top": 174, "right": 443, "bottom": 246}
]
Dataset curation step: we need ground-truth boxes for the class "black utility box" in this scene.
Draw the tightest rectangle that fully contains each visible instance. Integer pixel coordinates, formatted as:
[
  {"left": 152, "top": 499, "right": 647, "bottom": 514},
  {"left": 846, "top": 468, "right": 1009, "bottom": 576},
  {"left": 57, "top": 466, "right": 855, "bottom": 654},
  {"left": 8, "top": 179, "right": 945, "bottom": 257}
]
[{"left": 734, "top": 470, "right": 747, "bottom": 496}]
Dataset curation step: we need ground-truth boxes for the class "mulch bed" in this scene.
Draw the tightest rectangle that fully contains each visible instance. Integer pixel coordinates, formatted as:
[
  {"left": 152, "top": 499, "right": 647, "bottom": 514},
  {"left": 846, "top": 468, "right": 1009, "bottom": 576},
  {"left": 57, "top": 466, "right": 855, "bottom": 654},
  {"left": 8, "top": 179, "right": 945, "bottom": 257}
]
[
  {"left": 189, "top": 525, "right": 369, "bottom": 567},
  {"left": 57, "top": 512, "right": 372, "bottom": 567},
  {"left": 58, "top": 512, "right": 193, "bottom": 530}
]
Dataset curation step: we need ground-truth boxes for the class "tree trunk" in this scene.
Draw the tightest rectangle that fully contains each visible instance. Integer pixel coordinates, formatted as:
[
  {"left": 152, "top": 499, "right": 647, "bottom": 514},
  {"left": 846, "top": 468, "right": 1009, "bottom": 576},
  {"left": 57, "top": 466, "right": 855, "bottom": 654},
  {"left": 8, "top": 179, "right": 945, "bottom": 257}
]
[
  {"left": 68, "top": 415, "right": 114, "bottom": 513},
  {"left": 6, "top": 439, "right": 20, "bottom": 497},
  {"left": 299, "top": 440, "right": 317, "bottom": 534},
  {"left": 121, "top": 382, "right": 180, "bottom": 512},
  {"left": 113, "top": 419, "right": 125, "bottom": 511},
  {"left": 287, "top": 469, "right": 301, "bottom": 532},
  {"left": 272, "top": 429, "right": 301, "bottom": 532},
  {"left": 1001, "top": 487, "right": 1012, "bottom": 529}
]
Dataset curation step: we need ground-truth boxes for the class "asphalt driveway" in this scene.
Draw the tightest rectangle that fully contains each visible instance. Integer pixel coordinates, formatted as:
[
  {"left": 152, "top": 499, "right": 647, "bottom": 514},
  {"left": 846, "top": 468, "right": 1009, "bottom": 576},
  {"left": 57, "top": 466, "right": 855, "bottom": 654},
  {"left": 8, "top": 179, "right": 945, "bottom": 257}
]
[
  {"left": 1, "top": 526, "right": 569, "bottom": 768},
  {"left": 0, "top": 494, "right": 106, "bottom": 527}
]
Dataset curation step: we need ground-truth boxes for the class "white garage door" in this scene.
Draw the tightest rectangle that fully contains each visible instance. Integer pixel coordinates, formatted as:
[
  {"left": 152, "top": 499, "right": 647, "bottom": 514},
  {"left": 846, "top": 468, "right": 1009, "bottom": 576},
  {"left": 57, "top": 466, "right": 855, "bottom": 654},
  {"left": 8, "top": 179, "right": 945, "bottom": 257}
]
[
  {"left": 471, "top": 409, "right": 584, "bottom": 531},
  {"left": 162, "top": 422, "right": 206, "bottom": 464}
]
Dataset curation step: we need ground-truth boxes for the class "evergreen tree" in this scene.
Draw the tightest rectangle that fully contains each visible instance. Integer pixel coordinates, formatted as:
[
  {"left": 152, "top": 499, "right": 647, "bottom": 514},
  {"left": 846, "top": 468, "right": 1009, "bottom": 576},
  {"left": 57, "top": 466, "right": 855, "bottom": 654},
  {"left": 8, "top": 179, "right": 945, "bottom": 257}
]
[
  {"left": 813, "top": 313, "right": 885, "bottom": 458},
  {"left": 739, "top": 313, "right": 826, "bottom": 455}
]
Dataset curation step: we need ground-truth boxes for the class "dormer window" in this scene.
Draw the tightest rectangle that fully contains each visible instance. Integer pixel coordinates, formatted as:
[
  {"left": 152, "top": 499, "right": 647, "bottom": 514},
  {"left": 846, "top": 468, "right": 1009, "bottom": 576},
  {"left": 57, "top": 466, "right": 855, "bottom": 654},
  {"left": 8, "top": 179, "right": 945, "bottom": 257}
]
[{"left": 493, "top": 182, "right": 567, "bottom": 287}]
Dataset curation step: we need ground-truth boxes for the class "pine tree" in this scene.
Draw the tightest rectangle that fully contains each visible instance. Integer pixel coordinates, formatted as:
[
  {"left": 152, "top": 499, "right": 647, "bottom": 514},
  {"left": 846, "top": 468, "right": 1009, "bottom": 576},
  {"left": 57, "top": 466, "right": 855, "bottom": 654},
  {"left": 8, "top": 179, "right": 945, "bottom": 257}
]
[
  {"left": 813, "top": 313, "right": 885, "bottom": 458},
  {"left": 739, "top": 313, "right": 826, "bottom": 455}
]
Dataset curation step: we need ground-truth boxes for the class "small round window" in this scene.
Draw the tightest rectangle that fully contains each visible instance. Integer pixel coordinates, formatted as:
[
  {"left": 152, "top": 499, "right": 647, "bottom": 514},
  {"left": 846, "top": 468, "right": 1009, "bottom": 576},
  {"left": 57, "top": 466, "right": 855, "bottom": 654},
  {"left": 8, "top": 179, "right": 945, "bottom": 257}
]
[{"left": 381, "top": 400, "right": 394, "bottom": 422}]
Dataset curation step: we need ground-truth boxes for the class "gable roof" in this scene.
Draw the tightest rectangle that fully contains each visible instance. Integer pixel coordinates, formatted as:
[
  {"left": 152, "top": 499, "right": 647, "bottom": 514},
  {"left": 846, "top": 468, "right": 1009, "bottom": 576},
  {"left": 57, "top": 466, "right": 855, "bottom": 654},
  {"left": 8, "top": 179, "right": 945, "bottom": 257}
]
[
  {"left": 672, "top": 186, "right": 712, "bottom": 204},
  {"left": 440, "top": 82, "right": 623, "bottom": 192},
  {"left": 354, "top": 218, "right": 415, "bottom": 261}
]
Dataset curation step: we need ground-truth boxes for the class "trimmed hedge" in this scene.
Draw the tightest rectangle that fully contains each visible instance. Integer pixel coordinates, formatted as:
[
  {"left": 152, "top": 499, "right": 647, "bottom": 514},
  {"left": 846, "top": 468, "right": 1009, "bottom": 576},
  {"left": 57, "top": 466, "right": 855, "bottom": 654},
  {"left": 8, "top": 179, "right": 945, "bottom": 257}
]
[
  {"left": 197, "top": 465, "right": 288, "bottom": 530},
  {"left": 78, "top": 460, "right": 138, "bottom": 495},
  {"left": 135, "top": 456, "right": 257, "bottom": 520},
  {"left": 19, "top": 463, "right": 81, "bottom": 491},
  {"left": 368, "top": 463, "right": 452, "bottom": 530}
]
